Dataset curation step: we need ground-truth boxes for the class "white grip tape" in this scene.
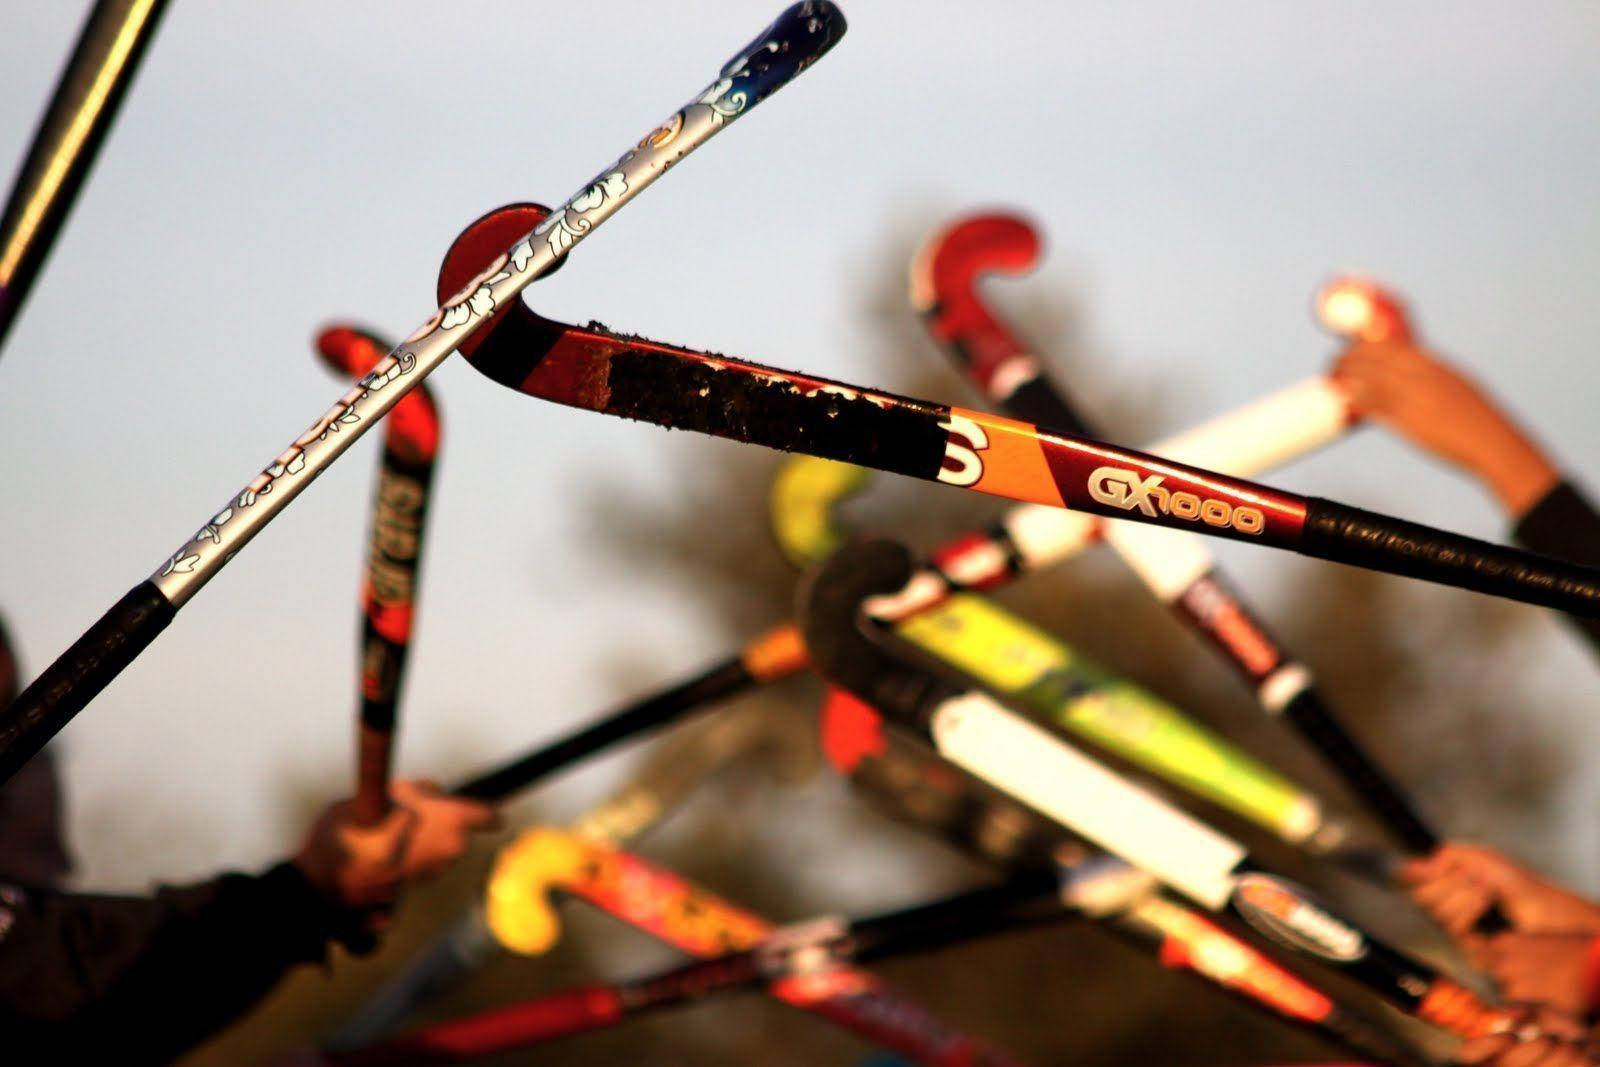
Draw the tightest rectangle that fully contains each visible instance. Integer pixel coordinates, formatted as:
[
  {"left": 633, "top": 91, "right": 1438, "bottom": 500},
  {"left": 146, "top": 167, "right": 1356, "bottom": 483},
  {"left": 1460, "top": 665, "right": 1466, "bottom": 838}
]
[
  {"left": 1146, "top": 378, "right": 1351, "bottom": 479},
  {"left": 1001, "top": 505, "right": 1098, "bottom": 570},
  {"left": 1101, "top": 519, "right": 1214, "bottom": 603},
  {"left": 930, "top": 693, "right": 1247, "bottom": 911}
]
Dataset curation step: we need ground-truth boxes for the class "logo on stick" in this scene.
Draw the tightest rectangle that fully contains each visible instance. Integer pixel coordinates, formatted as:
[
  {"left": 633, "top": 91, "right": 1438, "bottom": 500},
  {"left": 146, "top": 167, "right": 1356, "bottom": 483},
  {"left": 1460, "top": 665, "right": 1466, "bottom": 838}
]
[
  {"left": 1233, "top": 873, "right": 1366, "bottom": 963},
  {"left": 938, "top": 413, "right": 989, "bottom": 488},
  {"left": 1087, "top": 466, "right": 1265, "bottom": 535}
]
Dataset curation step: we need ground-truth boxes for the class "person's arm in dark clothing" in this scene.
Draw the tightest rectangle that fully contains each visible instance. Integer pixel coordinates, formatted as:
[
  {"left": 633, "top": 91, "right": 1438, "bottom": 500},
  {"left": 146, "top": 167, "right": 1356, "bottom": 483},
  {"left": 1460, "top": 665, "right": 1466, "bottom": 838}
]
[
  {"left": 1514, "top": 481, "right": 1600, "bottom": 652},
  {"left": 0, "top": 862, "right": 368, "bottom": 1064},
  {"left": 0, "top": 780, "right": 496, "bottom": 1065}
]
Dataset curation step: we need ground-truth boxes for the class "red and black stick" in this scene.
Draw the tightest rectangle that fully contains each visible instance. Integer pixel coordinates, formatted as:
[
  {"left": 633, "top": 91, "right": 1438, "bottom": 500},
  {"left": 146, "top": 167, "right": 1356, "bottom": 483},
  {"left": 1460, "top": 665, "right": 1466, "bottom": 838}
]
[
  {"left": 910, "top": 215, "right": 1436, "bottom": 857},
  {"left": 441, "top": 204, "right": 1600, "bottom": 623},
  {"left": 317, "top": 326, "right": 442, "bottom": 824},
  {"left": 328, "top": 876, "right": 1058, "bottom": 1066}
]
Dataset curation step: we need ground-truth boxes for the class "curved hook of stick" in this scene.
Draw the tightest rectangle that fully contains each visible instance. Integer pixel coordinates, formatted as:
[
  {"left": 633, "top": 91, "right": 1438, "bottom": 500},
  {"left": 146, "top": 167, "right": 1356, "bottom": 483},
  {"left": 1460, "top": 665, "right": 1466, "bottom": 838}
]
[
  {"left": 483, "top": 827, "right": 590, "bottom": 955},
  {"left": 796, "top": 538, "right": 959, "bottom": 722},
  {"left": 1315, "top": 276, "right": 1414, "bottom": 345},
  {"left": 910, "top": 213, "right": 1046, "bottom": 406},
  {"left": 485, "top": 826, "right": 773, "bottom": 957},
  {"left": 436, "top": 203, "right": 567, "bottom": 360},
  {"left": 768, "top": 455, "right": 874, "bottom": 569}
]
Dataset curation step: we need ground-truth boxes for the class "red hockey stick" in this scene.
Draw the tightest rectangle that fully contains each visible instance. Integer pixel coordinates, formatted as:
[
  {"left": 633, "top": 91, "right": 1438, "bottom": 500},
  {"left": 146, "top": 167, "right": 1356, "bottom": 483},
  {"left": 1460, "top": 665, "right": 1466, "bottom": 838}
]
[{"left": 316, "top": 326, "right": 442, "bottom": 823}]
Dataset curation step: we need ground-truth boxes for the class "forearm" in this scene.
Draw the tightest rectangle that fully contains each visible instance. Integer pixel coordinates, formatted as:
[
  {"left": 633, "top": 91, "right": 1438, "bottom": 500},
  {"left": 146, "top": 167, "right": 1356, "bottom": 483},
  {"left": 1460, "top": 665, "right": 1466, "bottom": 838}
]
[{"left": 1468, "top": 424, "right": 1561, "bottom": 520}]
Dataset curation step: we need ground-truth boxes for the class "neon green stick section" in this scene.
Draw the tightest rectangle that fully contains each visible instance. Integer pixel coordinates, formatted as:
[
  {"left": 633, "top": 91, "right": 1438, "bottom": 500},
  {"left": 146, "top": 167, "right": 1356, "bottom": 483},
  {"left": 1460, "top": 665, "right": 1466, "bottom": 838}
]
[{"left": 894, "top": 594, "right": 1324, "bottom": 844}]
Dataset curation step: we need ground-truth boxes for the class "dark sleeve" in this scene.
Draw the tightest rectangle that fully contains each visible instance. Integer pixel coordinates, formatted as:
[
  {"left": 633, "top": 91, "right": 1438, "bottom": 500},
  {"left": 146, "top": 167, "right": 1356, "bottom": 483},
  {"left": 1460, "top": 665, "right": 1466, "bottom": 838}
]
[
  {"left": 0, "top": 863, "right": 369, "bottom": 1065},
  {"left": 1513, "top": 480, "right": 1600, "bottom": 652}
]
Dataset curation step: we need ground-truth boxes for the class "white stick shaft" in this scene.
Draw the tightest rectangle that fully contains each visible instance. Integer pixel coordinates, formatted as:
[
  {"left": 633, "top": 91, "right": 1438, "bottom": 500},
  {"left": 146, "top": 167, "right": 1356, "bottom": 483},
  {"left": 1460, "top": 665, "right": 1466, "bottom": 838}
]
[{"left": 929, "top": 692, "right": 1247, "bottom": 911}]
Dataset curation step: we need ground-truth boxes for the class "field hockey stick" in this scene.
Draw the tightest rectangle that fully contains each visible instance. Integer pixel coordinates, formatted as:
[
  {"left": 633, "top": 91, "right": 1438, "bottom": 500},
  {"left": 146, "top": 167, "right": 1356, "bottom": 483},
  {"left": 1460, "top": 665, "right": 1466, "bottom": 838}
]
[
  {"left": 477, "top": 828, "right": 1032, "bottom": 1067},
  {"left": 770, "top": 456, "right": 1374, "bottom": 865},
  {"left": 316, "top": 326, "right": 441, "bottom": 823},
  {"left": 0, "top": 0, "right": 169, "bottom": 356},
  {"left": 797, "top": 539, "right": 1569, "bottom": 1051},
  {"left": 327, "top": 700, "right": 809, "bottom": 1049},
  {"left": 442, "top": 207, "right": 1600, "bottom": 626},
  {"left": 332, "top": 875, "right": 1056, "bottom": 1066},
  {"left": 0, "top": 1, "right": 847, "bottom": 785},
  {"left": 450, "top": 623, "right": 804, "bottom": 801},
  {"left": 822, "top": 690, "right": 1420, "bottom": 1067},
  {"left": 913, "top": 214, "right": 1447, "bottom": 859}
]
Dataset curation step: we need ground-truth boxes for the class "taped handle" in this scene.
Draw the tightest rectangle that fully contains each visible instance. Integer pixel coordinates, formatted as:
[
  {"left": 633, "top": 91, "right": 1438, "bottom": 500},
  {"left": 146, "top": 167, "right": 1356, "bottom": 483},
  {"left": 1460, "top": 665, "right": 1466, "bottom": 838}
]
[
  {"left": 1301, "top": 498, "right": 1600, "bottom": 618},
  {"left": 0, "top": 580, "right": 174, "bottom": 784}
]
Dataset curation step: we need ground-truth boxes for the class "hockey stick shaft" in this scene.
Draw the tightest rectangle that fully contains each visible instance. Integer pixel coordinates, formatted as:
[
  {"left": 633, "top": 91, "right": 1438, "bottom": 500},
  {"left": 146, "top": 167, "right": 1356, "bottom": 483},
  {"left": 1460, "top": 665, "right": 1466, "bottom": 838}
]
[
  {"left": 318, "top": 326, "right": 442, "bottom": 823},
  {"left": 451, "top": 623, "right": 804, "bottom": 802},
  {"left": 0, "top": 0, "right": 169, "bottom": 355},
  {"left": 490, "top": 326, "right": 1600, "bottom": 609},
  {"left": 0, "top": 2, "right": 845, "bottom": 785}
]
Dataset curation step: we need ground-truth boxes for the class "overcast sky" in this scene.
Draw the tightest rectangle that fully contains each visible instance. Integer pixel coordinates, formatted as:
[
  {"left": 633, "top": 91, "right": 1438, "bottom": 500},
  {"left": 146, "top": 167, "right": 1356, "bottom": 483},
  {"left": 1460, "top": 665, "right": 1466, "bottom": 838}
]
[{"left": 2, "top": 2, "right": 1598, "bottom": 890}]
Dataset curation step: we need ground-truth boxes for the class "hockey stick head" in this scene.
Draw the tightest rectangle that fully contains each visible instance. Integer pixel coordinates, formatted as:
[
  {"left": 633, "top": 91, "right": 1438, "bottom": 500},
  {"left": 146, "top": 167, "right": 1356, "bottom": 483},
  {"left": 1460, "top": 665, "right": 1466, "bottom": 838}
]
[
  {"left": 486, "top": 826, "right": 771, "bottom": 957},
  {"left": 1314, "top": 276, "right": 1414, "bottom": 345},
  {"left": 796, "top": 538, "right": 961, "bottom": 724},
  {"left": 768, "top": 455, "right": 874, "bottom": 569},
  {"left": 909, "top": 213, "right": 1044, "bottom": 398},
  {"left": 909, "top": 212, "right": 1041, "bottom": 317},
  {"left": 316, "top": 325, "right": 442, "bottom": 466}
]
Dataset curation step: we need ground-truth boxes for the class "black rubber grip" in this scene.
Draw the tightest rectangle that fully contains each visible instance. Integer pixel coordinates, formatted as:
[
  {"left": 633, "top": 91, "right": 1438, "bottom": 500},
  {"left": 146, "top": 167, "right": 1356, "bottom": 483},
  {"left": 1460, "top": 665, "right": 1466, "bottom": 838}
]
[
  {"left": 0, "top": 580, "right": 175, "bottom": 785},
  {"left": 452, "top": 656, "right": 753, "bottom": 802},
  {"left": 1281, "top": 689, "right": 1439, "bottom": 855},
  {"left": 1302, "top": 498, "right": 1600, "bottom": 618}
]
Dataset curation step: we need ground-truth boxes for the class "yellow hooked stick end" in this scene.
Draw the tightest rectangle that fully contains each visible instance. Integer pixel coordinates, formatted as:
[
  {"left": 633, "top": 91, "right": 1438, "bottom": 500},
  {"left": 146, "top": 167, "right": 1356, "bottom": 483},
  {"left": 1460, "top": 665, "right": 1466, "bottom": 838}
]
[{"left": 484, "top": 827, "right": 586, "bottom": 955}]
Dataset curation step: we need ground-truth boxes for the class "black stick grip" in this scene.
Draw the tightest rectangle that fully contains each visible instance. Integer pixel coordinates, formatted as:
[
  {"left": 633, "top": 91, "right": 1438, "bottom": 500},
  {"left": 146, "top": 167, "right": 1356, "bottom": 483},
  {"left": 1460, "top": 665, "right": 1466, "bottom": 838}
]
[
  {"left": 451, "top": 656, "right": 753, "bottom": 802},
  {"left": 1280, "top": 689, "right": 1439, "bottom": 855},
  {"left": 0, "top": 580, "right": 175, "bottom": 785},
  {"left": 1302, "top": 498, "right": 1600, "bottom": 617}
]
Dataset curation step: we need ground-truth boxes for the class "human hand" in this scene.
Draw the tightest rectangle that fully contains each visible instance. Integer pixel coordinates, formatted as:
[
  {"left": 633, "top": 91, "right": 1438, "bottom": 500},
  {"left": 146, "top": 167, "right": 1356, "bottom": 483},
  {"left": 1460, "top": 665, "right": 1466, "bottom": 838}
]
[
  {"left": 293, "top": 779, "right": 498, "bottom": 912},
  {"left": 1333, "top": 340, "right": 1559, "bottom": 517},
  {"left": 1457, "top": 1007, "right": 1595, "bottom": 1067},
  {"left": 1402, "top": 844, "right": 1600, "bottom": 942},
  {"left": 1475, "top": 933, "right": 1600, "bottom": 1017}
]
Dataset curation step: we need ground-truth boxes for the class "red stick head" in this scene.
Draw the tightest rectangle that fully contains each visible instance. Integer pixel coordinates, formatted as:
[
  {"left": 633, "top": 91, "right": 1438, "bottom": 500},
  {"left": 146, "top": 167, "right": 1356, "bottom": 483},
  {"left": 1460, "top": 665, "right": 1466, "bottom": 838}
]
[{"left": 909, "top": 213, "right": 1043, "bottom": 398}]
